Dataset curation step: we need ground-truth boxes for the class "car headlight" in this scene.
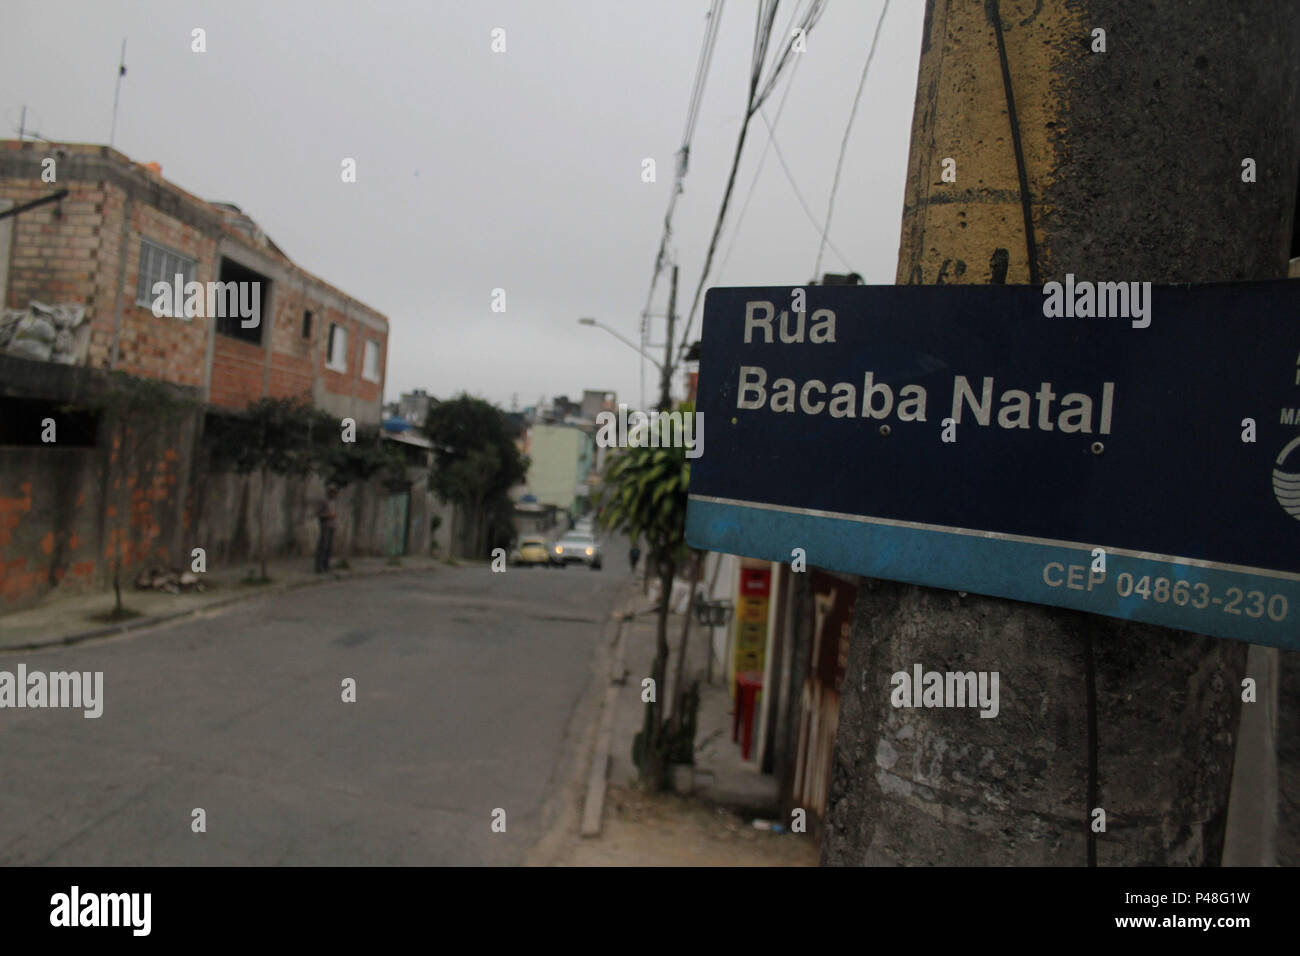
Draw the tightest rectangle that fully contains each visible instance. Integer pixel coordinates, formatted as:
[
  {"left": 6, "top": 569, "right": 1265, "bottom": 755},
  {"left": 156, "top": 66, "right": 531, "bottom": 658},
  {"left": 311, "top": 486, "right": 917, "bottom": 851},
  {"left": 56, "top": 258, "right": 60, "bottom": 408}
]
[
  {"left": 585, "top": 547, "right": 593, "bottom": 556},
  {"left": 555, "top": 546, "right": 562, "bottom": 554}
]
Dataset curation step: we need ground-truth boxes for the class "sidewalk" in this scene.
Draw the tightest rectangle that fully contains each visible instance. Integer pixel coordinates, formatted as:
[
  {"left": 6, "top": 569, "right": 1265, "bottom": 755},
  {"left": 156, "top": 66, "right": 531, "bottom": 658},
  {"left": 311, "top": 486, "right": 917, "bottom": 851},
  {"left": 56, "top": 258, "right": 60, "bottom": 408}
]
[
  {"left": 0, "top": 553, "right": 444, "bottom": 651},
  {"left": 558, "top": 572, "right": 818, "bottom": 866}
]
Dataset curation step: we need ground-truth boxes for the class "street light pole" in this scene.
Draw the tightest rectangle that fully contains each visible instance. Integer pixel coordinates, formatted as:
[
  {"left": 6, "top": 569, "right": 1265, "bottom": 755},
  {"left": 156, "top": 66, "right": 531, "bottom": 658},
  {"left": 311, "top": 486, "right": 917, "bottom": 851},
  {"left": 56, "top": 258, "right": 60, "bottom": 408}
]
[
  {"left": 578, "top": 280, "right": 678, "bottom": 412},
  {"left": 578, "top": 315, "right": 666, "bottom": 409}
]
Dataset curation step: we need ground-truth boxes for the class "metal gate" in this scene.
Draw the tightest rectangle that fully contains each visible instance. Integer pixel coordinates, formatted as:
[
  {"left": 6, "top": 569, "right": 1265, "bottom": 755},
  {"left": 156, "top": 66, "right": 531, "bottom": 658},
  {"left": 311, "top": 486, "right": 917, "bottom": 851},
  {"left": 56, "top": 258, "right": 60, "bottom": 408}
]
[{"left": 384, "top": 488, "right": 410, "bottom": 559}]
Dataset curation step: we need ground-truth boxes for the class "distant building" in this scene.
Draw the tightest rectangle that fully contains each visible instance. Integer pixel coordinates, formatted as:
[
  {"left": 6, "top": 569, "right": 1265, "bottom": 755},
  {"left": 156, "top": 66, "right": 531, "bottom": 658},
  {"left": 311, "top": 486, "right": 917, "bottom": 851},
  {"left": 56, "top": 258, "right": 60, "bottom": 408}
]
[
  {"left": 547, "top": 394, "right": 582, "bottom": 423},
  {"left": 397, "top": 388, "right": 432, "bottom": 426},
  {"left": 514, "top": 495, "right": 558, "bottom": 537},
  {"left": 580, "top": 389, "right": 616, "bottom": 422},
  {"left": 684, "top": 341, "right": 700, "bottom": 404},
  {"left": 525, "top": 422, "right": 594, "bottom": 516},
  {"left": 502, "top": 410, "right": 527, "bottom": 435}
]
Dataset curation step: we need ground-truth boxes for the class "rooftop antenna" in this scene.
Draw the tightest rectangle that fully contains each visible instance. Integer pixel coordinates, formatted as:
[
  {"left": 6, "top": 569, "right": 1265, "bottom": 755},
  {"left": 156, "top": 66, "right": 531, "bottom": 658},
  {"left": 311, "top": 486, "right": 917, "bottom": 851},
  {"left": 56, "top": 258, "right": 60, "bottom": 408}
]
[
  {"left": 10, "top": 105, "right": 52, "bottom": 144},
  {"left": 109, "top": 38, "right": 126, "bottom": 148}
]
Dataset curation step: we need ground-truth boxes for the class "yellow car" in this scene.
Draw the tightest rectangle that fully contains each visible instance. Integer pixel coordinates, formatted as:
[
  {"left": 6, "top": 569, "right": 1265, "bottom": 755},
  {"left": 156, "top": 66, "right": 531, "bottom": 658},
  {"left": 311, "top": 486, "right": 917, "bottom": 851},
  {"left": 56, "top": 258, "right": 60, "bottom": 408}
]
[{"left": 513, "top": 536, "right": 550, "bottom": 567}]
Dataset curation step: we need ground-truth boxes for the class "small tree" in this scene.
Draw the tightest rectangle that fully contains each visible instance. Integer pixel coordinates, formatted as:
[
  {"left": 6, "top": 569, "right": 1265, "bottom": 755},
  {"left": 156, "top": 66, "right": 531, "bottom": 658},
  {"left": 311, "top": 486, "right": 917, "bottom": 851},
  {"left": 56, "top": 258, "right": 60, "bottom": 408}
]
[
  {"left": 311, "top": 412, "right": 408, "bottom": 491},
  {"left": 597, "top": 405, "right": 694, "bottom": 790},
  {"left": 311, "top": 414, "right": 409, "bottom": 560},
  {"left": 424, "top": 394, "right": 526, "bottom": 558},
  {"left": 207, "top": 397, "right": 316, "bottom": 581}
]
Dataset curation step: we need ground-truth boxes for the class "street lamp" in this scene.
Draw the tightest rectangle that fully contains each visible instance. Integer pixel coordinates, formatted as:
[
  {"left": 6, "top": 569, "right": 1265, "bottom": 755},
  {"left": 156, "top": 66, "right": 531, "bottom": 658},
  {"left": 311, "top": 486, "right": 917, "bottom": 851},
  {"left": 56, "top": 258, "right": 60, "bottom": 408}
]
[{"left": 577, "top": 317, "right": 662, "bottom": 370}]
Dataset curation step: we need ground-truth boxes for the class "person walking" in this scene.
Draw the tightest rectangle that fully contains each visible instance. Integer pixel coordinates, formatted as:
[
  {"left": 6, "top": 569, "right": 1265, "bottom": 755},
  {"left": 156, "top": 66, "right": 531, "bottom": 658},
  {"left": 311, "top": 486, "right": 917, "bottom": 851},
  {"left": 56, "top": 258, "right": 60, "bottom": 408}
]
[
  {"left": 629, "top": 541, "right": 641, "bottom": 572},
  {"left": 315, "top": 484, "right": 339, "bottom": 573}
]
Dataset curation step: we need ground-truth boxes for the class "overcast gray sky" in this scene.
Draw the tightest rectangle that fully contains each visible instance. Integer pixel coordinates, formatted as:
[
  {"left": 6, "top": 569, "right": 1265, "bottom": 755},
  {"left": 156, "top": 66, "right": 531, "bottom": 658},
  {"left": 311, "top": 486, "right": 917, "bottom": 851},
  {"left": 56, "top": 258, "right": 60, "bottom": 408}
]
[{"left": 1, "top": 0, "right": 924, "bottom": 411}]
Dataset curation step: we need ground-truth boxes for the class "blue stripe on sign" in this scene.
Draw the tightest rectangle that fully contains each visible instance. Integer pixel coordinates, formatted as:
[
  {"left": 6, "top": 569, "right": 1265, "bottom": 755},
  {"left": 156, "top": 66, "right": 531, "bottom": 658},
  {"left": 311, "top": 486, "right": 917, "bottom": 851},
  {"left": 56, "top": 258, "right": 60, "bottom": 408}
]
[{"left": 686, "top": 496, "right": 1300, "bottom": 651}]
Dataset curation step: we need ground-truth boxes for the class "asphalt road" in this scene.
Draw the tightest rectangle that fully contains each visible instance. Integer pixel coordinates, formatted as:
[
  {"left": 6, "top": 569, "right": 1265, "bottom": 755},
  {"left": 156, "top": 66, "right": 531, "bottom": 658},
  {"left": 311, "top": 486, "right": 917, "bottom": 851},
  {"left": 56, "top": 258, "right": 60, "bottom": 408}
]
[{"left": 0, "top": 556, "right": 627, "bottom": 865}]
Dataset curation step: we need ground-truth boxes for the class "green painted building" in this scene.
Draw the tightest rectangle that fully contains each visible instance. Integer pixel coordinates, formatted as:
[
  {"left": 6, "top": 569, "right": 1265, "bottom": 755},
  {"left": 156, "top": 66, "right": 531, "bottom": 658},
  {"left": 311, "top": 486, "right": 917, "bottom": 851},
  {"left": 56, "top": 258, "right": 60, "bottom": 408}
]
[{"left": 526, "top": 423, "right": 595, "bottom": 516}]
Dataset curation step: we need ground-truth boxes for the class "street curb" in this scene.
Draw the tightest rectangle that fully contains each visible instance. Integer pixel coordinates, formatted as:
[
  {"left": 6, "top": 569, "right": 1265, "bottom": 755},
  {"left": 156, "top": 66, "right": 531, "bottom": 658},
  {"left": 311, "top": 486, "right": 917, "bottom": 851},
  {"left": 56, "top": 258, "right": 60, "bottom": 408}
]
[
  {"left": 0, "top": 562, "right": 438, "bottom": 653},
  {"left": 580, "top": 579, "right": 639, "bottom": 838},
  {"left": 580, "top": 681, "right": 620, "bottom": 838}
]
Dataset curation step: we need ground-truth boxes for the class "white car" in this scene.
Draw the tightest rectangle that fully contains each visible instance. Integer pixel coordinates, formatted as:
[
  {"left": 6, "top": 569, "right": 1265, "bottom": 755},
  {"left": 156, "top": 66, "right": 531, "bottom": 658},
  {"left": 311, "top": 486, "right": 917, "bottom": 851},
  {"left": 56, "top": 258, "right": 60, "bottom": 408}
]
[{"left": 551, "top": 532, "right": 602, "bottom": 569}]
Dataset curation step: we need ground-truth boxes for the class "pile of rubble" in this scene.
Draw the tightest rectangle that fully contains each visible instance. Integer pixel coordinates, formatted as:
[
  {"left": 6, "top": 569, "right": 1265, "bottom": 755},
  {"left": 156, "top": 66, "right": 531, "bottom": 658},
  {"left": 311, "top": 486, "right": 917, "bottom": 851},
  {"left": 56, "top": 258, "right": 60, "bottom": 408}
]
[
  {"left": 0, "top": 300, "right": 90, "bottom": 364},
  {"left": 132, "top": 567, "right": 206, "bottom": 594}
]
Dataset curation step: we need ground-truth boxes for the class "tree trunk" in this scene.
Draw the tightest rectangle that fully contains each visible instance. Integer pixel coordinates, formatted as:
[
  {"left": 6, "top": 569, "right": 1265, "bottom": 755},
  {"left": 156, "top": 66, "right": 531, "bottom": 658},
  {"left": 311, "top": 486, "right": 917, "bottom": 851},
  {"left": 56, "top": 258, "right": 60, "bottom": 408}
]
[
  {"left": 823, "top": 0, "right": 1299, "bottom": 866},
  {"left": 478, "top": 496, "right": 488, "bottom": 557},
  {"left": 258, "top": 465, "right": 269, "bottom": 581},
  {"left": 668, "top": 549, "right": 703, "bottom": 734},
  {"left": 639, "top": 558, "right": 676, "bottom": 791},
  {"left": 476, "top": 510, "right": 483, "bottom": 558},
  {"left": 112, "top": 419, "right": 127, "bottom": 615},
  {"left": 356, "top": 482, "right": 366, "bottom": 558}
]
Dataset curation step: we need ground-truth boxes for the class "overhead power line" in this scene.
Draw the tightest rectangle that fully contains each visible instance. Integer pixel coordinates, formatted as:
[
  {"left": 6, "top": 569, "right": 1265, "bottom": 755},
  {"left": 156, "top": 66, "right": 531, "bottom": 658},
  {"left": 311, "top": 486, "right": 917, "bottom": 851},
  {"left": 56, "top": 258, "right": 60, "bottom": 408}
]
[
  {"left": 719, "top": 0, "right": 857, "bottom": 278},
  {"left": 753, "top": 0, "right": 828, "bottom": 109},
  {"left": 676, "top": 0, "right": 828, "bottom": 364},
  {"left": 718, "top": 2, "right": 807, "bottom": 278},
  {"left": 813, "top": 0, "right": 890, "bottom": 279},
  {"left": 639, "top": 0, "right": 726, "bottom": 353},
  {"left": 760, "top": 106, "right": 856, "bottom": 272}
]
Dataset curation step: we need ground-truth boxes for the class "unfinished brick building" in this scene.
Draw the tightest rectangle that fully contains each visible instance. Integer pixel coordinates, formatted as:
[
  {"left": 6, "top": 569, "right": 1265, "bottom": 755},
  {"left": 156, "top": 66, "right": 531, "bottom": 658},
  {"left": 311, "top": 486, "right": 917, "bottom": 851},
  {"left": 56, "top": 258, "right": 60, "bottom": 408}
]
[
  {"left": 0, "top": 140, "right": 399, "bottom": 611},
  {"left": 0, "top": 139, "right": 387, "bottom": 420}
]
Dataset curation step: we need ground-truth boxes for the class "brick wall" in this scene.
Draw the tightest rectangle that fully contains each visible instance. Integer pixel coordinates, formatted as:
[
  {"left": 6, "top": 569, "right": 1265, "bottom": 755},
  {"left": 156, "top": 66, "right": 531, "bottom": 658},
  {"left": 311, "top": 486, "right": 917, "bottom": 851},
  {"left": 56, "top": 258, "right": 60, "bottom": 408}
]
[
  {"left": 355, "top": 319, "right": 386, "bottom": 404},
  {"left": 209, "top": 335, "right": 265, "bottom": 410},
  {"left": 107, "top": 198, "right": 217, "bottom": 388},
  {"left": 264, "top": 273, "right": 319, "bottom": 402},
  {"left": 2, "top": 179, "right": 101, "bottom": 318},
  {"left": 315, "top": 304, "right": 387, "bottom": 421},
  {"left": 0, "top": 372, "right": 199, "bottom": 612}
]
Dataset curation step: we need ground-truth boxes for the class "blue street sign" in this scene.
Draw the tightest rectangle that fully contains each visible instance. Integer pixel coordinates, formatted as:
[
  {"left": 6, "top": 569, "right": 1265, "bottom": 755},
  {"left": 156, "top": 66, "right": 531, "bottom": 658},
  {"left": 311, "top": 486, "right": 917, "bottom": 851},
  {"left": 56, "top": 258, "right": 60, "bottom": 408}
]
[{"left": 685, "top": 282, "right": 1300, "bottom": 650}]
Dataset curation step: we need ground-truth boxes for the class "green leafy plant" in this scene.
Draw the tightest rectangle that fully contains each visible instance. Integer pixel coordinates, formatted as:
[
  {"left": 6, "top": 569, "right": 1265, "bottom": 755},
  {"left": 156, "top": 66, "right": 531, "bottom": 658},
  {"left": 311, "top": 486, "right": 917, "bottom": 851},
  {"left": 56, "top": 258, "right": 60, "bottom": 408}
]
[
  {"left": 597, "top": 403, "right": 696, "bottom": 790},
  {"left": 312, "top": 414, "right": 408, "bottom": 490}
]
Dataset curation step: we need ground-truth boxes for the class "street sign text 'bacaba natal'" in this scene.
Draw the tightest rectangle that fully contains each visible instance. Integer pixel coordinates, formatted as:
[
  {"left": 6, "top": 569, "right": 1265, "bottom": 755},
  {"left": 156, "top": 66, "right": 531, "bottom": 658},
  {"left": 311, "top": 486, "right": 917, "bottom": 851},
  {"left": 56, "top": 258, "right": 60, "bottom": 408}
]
[
  {"left": 736, "top": 300, "right": 1116, "bottom": 434},
  {"left": 684, "top": 283, "right": 1300, "bottom": 651}
]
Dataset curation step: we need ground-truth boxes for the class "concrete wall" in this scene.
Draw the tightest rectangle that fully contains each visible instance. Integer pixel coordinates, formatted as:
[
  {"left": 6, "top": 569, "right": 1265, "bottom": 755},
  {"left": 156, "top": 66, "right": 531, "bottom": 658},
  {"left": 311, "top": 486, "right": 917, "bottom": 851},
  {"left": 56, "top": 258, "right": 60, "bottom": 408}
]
[
  {"left": 0, "top": 356, "right": 439, "bottom": 612},
  {"left": 2, "top": 444, "right": 441, "bottom": 612},
  {"left": 187, "top": 461, "right": 444, "bottom": 569},
  {"left": 428, "top": 494, "right": 457, "bottom": 555}
]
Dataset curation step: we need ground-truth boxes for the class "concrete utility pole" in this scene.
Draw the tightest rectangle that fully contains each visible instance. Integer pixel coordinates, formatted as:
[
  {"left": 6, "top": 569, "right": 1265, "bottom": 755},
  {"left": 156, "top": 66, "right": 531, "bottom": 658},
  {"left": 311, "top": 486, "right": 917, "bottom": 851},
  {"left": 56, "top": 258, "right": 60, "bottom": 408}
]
[
  {"left": 660, "top": 265, "right": 678, "bottom": 412},
  {"left": 823, "top": 0, "right": 1300, "bottom": 866}
]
